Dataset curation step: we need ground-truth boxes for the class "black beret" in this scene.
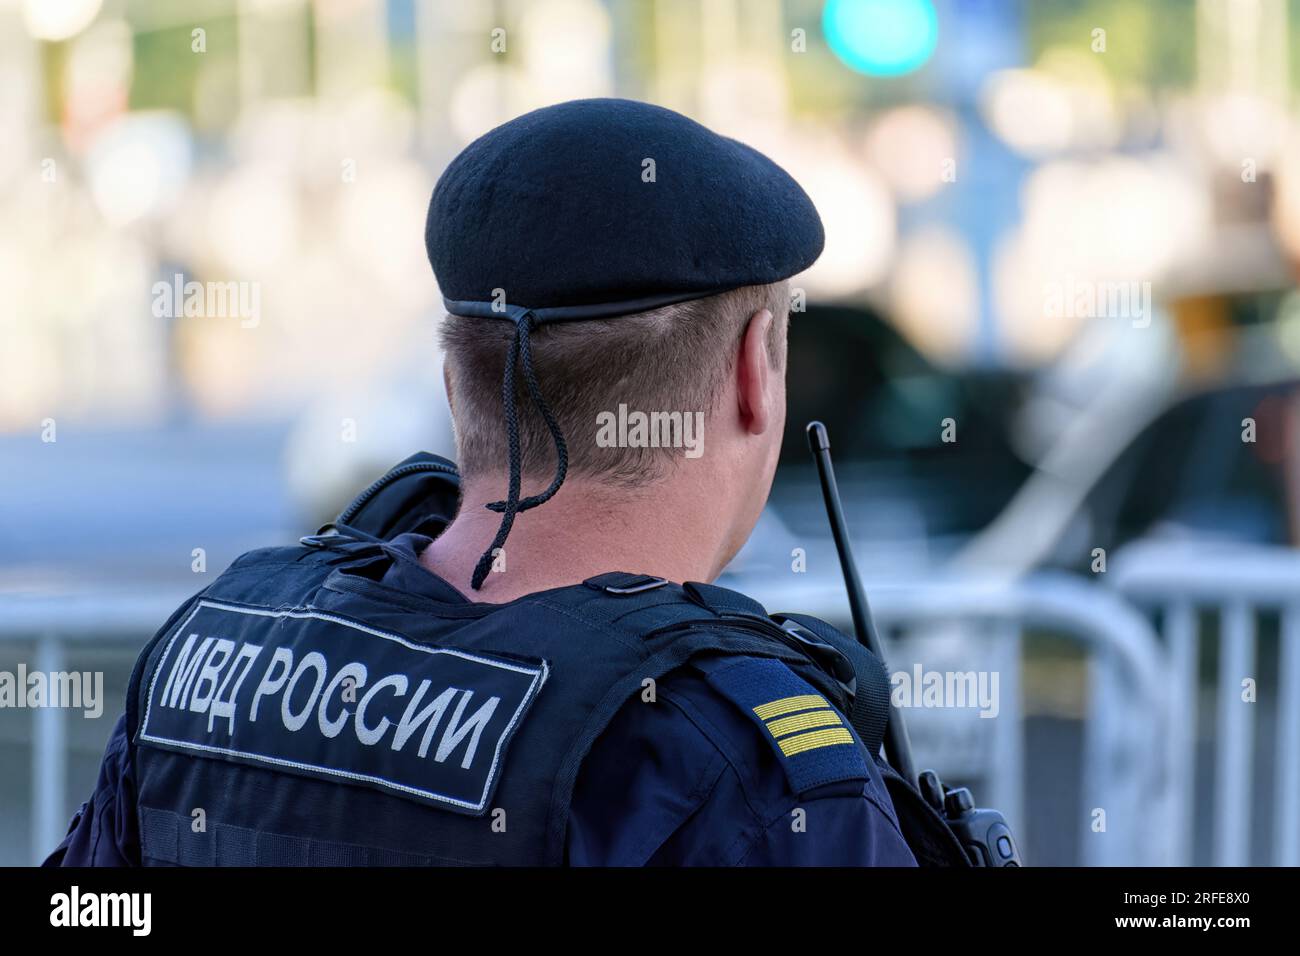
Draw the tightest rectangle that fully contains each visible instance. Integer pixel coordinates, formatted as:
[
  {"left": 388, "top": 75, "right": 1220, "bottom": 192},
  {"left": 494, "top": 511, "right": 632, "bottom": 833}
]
[{"left": 426, "top": 98, "right": 824, "bottom": 319}]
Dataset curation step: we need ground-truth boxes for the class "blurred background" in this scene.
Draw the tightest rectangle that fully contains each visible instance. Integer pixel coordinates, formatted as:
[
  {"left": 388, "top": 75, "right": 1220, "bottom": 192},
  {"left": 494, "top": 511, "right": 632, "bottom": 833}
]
[{"left": 3, "top": 0, "right": 1300, "bottom": 867}]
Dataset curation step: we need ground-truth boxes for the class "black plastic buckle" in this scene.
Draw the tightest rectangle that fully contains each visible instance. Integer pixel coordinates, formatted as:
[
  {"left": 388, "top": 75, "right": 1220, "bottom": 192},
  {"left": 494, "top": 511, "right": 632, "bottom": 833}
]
[
  {"left": 603, "top": 575, "right": 669, "bottom": 595},
  {"left": 778, "top": 619, "right": 858, "bottom": 698}
]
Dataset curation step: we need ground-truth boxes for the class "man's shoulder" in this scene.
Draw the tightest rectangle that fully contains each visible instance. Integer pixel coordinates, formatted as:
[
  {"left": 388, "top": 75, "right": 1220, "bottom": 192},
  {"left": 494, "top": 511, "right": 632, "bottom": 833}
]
[
  {"left": 644, "top": 656, "right": 885, "bottom": 802},
  {"left": 585, "top": 658, "right": 889, "bottom": 806},
  {"left": 570, "top": 654, "right": 908, "bottom": 864},
  {"left": 581, "top": 655, "right": 868, "bottom": 803}
]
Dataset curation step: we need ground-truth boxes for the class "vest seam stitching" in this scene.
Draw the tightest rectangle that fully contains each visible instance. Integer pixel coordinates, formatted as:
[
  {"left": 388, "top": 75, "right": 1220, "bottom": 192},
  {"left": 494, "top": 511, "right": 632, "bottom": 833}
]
[
  {"left": 530, "top": 600, "right": 648, "bottom": 653},
  {"left": 658, "top": 685, "right": 771, "bottom": 826}
]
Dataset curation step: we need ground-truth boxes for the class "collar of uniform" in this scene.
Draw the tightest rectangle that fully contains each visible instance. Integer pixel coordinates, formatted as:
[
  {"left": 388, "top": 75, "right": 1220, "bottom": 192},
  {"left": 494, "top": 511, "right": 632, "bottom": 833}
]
[{"left": 378, "top": 532, "right": 471, "bottom": 604}]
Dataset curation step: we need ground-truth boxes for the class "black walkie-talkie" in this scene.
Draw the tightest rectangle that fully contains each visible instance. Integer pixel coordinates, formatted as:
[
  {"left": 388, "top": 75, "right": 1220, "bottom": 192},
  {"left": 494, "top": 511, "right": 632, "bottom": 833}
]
[{"left": 806, "top": 421, "right": 1023, "bottom": 867}]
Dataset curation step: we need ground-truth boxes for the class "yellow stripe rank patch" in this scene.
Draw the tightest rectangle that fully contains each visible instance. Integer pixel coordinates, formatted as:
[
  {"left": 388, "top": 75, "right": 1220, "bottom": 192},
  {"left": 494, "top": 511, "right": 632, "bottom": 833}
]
[
  {"left": 777, "top": 726, "right": 855, "bottom": 757},
  {"left": 704, "top": 657, "right": 870, "bottom": 793},
  {"left": 752, "top": 694, "right": 826, "bottom": 721},
  {"left": 764, "top": 709, "right": 843, "bottom": 739}
]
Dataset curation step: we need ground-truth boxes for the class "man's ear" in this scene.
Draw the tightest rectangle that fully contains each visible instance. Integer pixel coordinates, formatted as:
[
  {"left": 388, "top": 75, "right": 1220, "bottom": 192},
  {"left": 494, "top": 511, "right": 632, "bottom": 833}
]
[
  {"left": 735, "top": 309, "right": 774, "bottom": 435},
  {"left": 442, "top": 363, "right": 456, "bottom": 416}
]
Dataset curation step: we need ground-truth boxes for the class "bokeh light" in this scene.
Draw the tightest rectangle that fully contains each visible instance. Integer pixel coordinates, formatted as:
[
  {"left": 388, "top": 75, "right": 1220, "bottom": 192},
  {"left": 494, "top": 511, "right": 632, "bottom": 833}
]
[
  {"left": 21, "top": 0, "right": 101, "bottom": 42},
  {"left": 862, "top": 105, "right": 957, "bottom": 202},
  {"left": 823, "top": 0, "right": 938, "bottom": 77}
]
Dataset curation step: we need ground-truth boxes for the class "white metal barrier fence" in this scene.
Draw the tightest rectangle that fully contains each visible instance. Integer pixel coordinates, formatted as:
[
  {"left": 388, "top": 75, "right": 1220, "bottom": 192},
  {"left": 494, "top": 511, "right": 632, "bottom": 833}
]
[
  {"left": 751, "top": 572, "right": 1173, "bottom": 865},
  {"left": 1111, "top": 543, "right": 1300, "bottom": 867},
  {"left": 2, "top": 592, "right": 181, "bottom": 864},
  {"left": 13, "top": 564, "right": 1281, "bottom": 866}
]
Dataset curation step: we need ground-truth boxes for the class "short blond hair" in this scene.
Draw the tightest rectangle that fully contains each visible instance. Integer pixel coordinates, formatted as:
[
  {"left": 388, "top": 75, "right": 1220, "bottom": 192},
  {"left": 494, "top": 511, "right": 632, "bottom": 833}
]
[{"left": 440, "top": 282, "right": 789, "bottom": 486}]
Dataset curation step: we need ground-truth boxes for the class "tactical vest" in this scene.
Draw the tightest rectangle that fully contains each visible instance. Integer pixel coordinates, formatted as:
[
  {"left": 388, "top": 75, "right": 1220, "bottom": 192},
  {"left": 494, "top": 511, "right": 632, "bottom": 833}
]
[{"left": 125, "top": 453, "right": 968, "bottom": 866}]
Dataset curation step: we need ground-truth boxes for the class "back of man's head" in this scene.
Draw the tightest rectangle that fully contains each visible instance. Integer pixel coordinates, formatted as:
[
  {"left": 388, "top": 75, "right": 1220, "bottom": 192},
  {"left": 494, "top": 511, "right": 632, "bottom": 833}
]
[
  {"left": 441, "top": 281, "right": 789, "bottom": 490},
  {"left": 423, "top": 99, "right": 820, "bottom": 589}
]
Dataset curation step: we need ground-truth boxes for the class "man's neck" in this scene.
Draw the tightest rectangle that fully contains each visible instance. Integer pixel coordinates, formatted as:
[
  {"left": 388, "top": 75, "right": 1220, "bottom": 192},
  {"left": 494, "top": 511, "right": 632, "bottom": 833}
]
[{"left": 419, "top": 472, "right": 733, "bottom": 603}]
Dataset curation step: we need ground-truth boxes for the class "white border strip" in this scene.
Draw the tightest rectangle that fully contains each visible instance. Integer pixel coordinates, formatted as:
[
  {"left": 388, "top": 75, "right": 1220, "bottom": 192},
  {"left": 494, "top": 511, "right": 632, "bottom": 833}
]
[{"left": 138, "top": 599, "right": 548, "bottom": 813}]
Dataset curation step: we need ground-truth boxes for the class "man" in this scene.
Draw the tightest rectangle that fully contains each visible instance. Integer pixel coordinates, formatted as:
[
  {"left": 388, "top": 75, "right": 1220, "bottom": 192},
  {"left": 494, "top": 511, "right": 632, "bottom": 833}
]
[{"left": 47, "top": 99, "right": 923, "bottom": 866}]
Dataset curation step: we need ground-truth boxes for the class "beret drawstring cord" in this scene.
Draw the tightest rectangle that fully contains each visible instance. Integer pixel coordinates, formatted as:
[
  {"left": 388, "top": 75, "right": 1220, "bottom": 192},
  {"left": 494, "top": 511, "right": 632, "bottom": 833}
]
[{"left": 470, "top": 309, "right": 569, "bottom": 590}]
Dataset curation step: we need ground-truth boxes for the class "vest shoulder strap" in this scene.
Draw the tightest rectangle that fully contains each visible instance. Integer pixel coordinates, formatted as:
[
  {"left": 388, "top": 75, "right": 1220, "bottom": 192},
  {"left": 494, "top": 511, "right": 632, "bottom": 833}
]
[
  {"left": 771, "top": 612, "right": 892, "bottom": 761},
  {"left": 550, "top": 572, "right": 893, "bottom": 759}
]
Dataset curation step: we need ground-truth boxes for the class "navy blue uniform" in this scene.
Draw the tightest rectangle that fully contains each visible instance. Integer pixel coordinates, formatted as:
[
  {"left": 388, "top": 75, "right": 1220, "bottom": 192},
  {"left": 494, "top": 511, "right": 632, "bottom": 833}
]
[{"left": 47, "top": 535, "right": 915, "bottom": 867}]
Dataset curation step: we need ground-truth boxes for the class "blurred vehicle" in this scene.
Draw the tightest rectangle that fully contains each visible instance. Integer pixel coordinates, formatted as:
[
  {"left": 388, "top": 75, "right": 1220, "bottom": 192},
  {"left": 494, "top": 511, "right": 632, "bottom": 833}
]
[
  {"left": 732, "top": 302, "right": 1033, "bottom": 583},
  {"left": 1074, "top": 380, "right": 1300, "bottom": 562}
]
